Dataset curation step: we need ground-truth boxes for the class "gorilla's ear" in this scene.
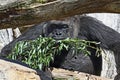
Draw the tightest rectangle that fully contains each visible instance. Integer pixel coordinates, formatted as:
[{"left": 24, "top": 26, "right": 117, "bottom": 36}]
[
  {"left": 42, "top": 22, "right": 50, "bottom": 37},
  {"left": 65, "top": 15, "right": 80, "bottom": 38}
]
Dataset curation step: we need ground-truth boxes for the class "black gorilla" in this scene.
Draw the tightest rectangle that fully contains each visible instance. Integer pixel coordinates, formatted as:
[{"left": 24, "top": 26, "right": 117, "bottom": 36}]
[{"left": 1, "top": 15, "right": 120, "bottom": 80}]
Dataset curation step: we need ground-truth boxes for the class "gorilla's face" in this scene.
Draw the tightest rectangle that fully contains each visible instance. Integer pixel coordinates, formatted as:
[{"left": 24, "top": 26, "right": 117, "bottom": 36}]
[
  {"left": 48, "top": 24, "right": 69, "bottom": 40},
  {"left": 44, "top": 21, "right": 72, "bottom": 40}
]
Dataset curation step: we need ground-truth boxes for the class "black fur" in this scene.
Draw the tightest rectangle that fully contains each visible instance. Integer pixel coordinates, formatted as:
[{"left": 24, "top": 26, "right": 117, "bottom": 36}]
[{"left": 1, "top": 16, "right": 120, "bottom": 80}]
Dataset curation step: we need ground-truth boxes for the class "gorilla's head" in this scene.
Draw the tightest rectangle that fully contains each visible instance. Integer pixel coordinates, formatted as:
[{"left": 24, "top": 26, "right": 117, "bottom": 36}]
[
  {"left": 42, "top": 21, "right": 72, "bottom": 40},
  {"left": 42, "top": 16, "right": 80, "bottom": 40}
]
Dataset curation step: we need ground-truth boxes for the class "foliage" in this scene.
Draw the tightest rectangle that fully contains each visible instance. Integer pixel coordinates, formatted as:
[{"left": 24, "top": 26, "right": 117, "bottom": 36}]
[{"left": 7, "top": 36, "right": 100, "bottom": 70}]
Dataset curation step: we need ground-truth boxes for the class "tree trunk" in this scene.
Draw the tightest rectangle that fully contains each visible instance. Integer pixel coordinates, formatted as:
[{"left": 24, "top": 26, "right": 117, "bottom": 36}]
[
  {"left": 0, "top": 58, "right": 112, "bottom": 80},
  {"left": 87, "top": 13, "right": 120, "bottom": 79},
  {"left": 0, "top": 59, "right": 41, "bottom": 80},
  {"left": 0, "top": 28, "right": 13, "bottom": 52},
  {"left": 0, "top": 0, "right": 120, "bottom": 29},
  {"left": 52, "top": 68, "right": 112, "bottom": 80}
]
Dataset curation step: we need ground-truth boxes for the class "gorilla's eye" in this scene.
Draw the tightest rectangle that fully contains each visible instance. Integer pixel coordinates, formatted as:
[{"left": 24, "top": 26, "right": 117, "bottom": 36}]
[
  {"left": 62, "top": 24, "right": 68, "bottom": 28},
  {"left": 51, "top": 24, "right": 57, "bottom": 28}
]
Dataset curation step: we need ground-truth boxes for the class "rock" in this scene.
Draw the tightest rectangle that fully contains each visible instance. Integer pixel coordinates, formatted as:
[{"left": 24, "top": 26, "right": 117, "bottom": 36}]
[{"left": 0, "top": 59, "right": 51, "bottom": 80}]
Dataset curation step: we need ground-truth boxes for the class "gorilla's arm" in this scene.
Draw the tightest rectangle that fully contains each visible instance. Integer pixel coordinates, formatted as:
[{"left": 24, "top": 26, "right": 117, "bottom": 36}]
[
  {"left": 79, "top": 16, "right": 120, "bottom": 50},
  {"left": 1, "top": 23, "right": 45, "bottom": 56},
  {"left": 79, "top": 16, "right": 120, "bottom": 80}
]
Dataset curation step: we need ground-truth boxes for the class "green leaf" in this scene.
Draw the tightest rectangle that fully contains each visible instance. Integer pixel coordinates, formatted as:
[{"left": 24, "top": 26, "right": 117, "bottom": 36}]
[{"left": 7, "top": 36, "right": 100, "bottom": 70}]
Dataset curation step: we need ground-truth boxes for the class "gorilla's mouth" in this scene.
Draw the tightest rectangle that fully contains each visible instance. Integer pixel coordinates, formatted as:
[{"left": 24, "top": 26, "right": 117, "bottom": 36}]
[{"left": 52, "top": 37, "right": 66, "bottom": 40}]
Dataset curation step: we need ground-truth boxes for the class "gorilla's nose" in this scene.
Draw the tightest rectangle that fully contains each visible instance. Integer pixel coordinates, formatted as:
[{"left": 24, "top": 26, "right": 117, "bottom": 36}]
[{"left": 56, "top": 32, "right": 62, "bottom": 35}]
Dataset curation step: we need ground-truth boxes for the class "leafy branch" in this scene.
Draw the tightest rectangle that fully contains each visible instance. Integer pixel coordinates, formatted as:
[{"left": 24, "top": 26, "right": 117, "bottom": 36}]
[{"left": 7, "top": 36, "right": 100, "bottom": 70}]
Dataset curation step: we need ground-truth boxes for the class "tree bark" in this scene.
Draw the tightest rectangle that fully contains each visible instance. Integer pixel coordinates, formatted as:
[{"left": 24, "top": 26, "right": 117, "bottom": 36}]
[
  {"left": 0, "top": 0, "right": 120, "bottom": 29},
  {"left": 52, "top": 68, "right": 112, "bottom": 80},
  {"left": 0, "top": 59, "right": 41, "bottom": 80},
  {"left": 0, "top": 59, "right": 112, "bottom": 80}
]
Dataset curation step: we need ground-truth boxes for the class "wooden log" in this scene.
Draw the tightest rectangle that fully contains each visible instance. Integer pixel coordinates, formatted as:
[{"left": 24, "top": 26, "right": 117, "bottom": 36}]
[
  {"left": 52, "top": 68, "right": 113, "bottom": 80},
  {"left": 0, "top": 58, "right": 113, "bottom": 80},
  {"left": 0, "top": 59, "right": 41, "bottom": 80},
  {"left": 0, "top": 0, "right": 120, "bottom": 29}
]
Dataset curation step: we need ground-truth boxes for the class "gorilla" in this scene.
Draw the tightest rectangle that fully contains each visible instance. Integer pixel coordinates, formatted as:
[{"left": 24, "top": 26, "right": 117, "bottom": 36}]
[{"left": 1, "top": 15, "right": 120, "bottom": 80}]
